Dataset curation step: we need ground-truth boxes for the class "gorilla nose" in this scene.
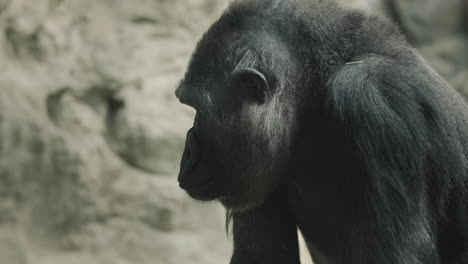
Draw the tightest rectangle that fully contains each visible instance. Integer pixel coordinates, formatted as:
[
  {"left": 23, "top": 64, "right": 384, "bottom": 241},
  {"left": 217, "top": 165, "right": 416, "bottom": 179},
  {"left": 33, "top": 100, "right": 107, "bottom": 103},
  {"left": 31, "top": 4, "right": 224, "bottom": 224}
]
[{"left": 178, "top": 128, "right": 205, "bottom": 187}]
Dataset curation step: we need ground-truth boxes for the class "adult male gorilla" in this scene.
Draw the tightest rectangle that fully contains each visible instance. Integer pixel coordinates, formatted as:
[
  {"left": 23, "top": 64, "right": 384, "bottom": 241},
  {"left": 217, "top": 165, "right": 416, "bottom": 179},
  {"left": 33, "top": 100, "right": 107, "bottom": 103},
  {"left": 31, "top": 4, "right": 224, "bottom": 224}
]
[{"left": 175, "top": 0, "right": 468, "bottom": 263}]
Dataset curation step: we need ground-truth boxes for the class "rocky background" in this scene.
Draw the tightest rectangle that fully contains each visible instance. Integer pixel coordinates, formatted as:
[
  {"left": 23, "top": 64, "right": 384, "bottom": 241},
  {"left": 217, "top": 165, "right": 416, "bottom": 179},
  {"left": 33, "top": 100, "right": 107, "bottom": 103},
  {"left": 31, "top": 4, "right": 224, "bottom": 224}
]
[{"left": 0, "top": 0, "right": 466, "bottom": 264}]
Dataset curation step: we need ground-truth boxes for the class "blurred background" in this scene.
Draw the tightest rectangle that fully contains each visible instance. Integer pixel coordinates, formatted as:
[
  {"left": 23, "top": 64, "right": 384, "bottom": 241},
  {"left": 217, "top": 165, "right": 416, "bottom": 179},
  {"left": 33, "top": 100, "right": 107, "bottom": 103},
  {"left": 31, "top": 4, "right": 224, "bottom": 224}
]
[{"left": 0, "top": 0, "right": 465, "bottom": 263}]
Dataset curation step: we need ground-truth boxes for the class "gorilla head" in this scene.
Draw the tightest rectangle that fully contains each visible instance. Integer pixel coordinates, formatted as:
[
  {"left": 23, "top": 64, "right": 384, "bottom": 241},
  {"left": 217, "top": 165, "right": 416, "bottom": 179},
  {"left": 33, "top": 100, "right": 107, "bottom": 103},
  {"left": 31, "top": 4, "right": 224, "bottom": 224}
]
[{"left": 176, "top": 9, "right": 300, "bottom": 211}]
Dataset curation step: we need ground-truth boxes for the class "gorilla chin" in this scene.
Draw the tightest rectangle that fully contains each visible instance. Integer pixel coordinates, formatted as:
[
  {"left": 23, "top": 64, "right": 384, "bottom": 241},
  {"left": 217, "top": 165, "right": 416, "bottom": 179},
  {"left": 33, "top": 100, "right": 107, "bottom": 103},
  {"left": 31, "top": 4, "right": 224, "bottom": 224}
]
[
  {"left": 181, "top": 184, "right": 221, "bottom": 202},
  {"left": 219, "top": 194, "right": 266, "bottom": 213}
]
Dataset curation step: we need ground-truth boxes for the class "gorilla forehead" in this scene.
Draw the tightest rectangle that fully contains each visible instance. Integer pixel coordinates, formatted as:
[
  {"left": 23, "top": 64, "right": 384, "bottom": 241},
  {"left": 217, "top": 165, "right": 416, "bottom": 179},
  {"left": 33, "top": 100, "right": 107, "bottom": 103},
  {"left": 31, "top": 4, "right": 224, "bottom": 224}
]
[
  {"left": 177, "top": 0, "right": 356, "bottom": 111},
  {"left": 179, "top": 26, "right": 295, "bottom": 107}
]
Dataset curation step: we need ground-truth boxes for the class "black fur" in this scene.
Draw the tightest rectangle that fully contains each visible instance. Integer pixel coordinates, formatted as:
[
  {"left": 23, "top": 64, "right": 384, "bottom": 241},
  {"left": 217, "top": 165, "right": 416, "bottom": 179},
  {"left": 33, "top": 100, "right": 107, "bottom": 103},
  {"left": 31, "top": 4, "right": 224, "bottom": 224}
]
[{"left": 176, "top": 0, "right": 468, "bottom": 263}]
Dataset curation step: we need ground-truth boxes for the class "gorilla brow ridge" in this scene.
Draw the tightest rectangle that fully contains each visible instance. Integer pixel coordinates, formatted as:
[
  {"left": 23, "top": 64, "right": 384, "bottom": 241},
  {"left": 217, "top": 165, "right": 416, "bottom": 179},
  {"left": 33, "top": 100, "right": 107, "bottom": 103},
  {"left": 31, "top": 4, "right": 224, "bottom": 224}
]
[{"left": 231, "top": 48, "right": 258, "bottom": 72}]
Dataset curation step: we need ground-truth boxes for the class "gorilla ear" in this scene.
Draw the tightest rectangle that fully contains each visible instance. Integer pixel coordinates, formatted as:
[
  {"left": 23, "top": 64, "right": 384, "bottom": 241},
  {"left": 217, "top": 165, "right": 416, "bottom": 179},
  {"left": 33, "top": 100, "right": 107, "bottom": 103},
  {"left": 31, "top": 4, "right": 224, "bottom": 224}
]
[{"left": 232, "top": 68, "right": 271, "bottom": 104}]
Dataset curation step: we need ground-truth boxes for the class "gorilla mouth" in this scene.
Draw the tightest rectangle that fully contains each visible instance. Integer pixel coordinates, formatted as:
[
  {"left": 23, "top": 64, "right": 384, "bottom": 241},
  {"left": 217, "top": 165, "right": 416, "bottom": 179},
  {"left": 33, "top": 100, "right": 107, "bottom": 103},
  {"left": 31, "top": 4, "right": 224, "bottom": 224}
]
[{"left": 178, "top": 128, "right": 213, "bottom": 190}]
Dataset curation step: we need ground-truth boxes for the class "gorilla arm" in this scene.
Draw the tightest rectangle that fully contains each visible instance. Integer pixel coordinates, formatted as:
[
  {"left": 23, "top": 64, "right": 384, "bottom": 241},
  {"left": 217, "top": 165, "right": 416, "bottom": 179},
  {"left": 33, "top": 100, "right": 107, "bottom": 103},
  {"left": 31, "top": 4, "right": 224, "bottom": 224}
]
[{"left": 323, "top": 54, "right": 449, "bottom": 263}]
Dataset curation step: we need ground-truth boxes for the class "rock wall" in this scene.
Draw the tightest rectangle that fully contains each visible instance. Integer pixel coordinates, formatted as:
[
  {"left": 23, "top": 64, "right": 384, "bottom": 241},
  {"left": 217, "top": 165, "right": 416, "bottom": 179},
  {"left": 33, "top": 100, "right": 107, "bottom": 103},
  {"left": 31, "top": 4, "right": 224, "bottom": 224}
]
[
  {"left": 0, "top": 0, "right": 231, "bottom": 263},
  {"left": 0, "top": 0, "right": 466, "bottom": 264},
  {"left": 345, "top": 0, "right": 468, "bottom": 96}
]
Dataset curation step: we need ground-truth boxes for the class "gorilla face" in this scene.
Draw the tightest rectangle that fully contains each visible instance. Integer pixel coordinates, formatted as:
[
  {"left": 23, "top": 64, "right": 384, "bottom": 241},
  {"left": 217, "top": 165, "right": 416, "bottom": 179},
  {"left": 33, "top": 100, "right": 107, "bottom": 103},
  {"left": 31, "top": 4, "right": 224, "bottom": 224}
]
[{"left": 176, "top": 32, "right": 297, "bottom": 211}]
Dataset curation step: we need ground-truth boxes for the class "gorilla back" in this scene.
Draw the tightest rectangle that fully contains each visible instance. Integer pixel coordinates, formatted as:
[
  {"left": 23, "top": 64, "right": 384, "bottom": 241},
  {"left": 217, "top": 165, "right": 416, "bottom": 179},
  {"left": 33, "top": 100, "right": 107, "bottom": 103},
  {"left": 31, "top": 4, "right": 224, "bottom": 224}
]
[{"left": 175, "top": 0, "right": 468, "bottom": 263}]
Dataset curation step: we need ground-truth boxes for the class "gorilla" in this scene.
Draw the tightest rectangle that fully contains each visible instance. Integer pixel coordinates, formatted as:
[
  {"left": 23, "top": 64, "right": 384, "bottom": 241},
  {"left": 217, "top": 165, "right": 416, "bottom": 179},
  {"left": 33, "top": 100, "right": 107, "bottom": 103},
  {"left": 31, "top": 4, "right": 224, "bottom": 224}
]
[{"left": 175, "top": 0, "right": 468, "bottom": 263}]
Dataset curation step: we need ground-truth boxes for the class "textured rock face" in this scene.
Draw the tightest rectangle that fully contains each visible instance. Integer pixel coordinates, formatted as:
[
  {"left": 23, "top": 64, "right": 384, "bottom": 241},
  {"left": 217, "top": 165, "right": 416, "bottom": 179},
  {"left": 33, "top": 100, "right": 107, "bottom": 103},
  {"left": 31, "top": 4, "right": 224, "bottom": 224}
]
[
  {"left": 356, "top": 0, "right": 468, "bottom": 97},
  {"left": 0, "top": 0, "right": 466, "bottom": 264},
  {"left": 0, "top": 0, "right": 230, "bottom": 263}
]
